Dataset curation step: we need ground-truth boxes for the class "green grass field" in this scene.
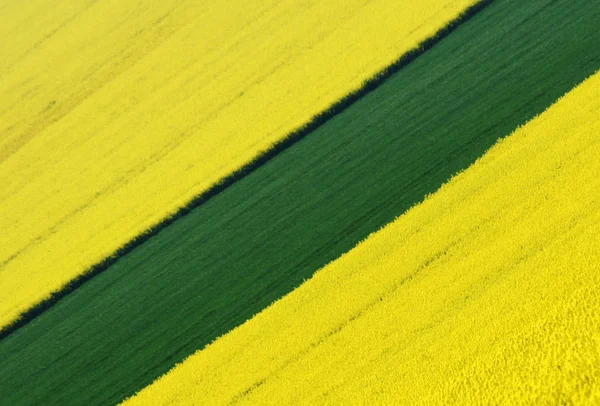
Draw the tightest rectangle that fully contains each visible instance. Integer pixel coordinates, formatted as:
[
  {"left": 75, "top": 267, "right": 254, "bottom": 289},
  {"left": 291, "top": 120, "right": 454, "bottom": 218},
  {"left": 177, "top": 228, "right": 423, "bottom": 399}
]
[{"left": 1, "top": 0, "right": 599, "bottom": 404}]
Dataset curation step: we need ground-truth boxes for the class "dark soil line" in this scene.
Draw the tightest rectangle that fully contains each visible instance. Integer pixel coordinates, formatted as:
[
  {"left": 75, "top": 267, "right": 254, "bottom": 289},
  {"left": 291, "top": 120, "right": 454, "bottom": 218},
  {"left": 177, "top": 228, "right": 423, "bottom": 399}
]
[{"left": 0, "top": 0, "right": 494, "bottom": 341}]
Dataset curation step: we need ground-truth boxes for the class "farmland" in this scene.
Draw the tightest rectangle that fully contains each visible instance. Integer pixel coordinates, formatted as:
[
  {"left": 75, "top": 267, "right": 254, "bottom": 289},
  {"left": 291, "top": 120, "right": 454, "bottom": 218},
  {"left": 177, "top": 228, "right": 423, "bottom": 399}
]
[
  {"left": 1, "top": 0, "right": 599, "bottom": 404},
  {"left": 0, "top": 0, "right": 476, "bottom": 329},
  {"left": 126, "top": 71, "right": 600, "bottom": 405}
]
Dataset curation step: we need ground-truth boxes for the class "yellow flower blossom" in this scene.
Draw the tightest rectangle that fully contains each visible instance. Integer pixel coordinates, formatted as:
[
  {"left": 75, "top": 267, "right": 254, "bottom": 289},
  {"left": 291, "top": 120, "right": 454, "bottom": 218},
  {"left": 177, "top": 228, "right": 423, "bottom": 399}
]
[
  {"left": 0, "top": 0, "right": 478, "bottom": 329},
  {"left": 124, "top": 72, "right": 600, "bottom": 405}
]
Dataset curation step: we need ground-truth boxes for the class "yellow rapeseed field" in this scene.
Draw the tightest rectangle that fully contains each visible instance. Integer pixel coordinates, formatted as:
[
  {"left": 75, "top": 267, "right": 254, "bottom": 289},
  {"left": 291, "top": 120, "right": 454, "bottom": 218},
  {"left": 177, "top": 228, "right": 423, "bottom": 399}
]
[
  {"left": 0, "top": 0, "right": 479, "bottom": 328},
  {"left": 124, "top": 72, "right": 600, "bottom": 405}
]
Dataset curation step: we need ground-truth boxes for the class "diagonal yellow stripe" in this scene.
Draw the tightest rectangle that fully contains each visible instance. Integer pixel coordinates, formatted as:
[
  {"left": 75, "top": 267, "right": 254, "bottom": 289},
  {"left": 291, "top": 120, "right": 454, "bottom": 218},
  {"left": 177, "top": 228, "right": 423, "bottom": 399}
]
[
  {"left": 0, "top": 0, "right": 478, "bottom": 329},
  {"left": 124, "top": 71, "right": 600, "bottom": 405}
]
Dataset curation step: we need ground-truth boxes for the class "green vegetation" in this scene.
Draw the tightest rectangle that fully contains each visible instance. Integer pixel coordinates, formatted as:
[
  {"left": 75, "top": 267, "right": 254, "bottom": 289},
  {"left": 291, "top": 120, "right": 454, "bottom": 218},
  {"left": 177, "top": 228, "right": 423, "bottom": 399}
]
[{"left": 1, "top": 0, "right": 599, "bottom": 404}]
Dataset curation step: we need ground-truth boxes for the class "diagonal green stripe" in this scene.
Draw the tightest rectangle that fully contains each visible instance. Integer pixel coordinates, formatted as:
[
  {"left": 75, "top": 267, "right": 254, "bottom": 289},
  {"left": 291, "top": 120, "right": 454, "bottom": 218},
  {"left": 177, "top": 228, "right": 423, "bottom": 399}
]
[{"left": 1, "top": 0, "right": 600, "bottom": 405}]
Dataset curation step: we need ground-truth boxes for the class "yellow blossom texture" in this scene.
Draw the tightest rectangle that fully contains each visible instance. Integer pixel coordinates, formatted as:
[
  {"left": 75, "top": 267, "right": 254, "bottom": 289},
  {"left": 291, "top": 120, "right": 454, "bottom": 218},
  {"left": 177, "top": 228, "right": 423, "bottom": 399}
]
[
  {"left": 0, "top": 0, "right": 478, "bottom": 328},
  {"left": 125, "top": 72, "right": 600, "bottom": 405}
]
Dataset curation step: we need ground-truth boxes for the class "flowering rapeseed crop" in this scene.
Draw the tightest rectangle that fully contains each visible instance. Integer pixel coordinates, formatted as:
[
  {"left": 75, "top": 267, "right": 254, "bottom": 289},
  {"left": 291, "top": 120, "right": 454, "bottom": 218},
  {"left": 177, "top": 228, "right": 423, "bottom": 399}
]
[
  {"left": 124, "top": 72, "right": 600, "bottom": 405},
  {"left": 0, "top": 0, "right": 478, "bottom": 329}
]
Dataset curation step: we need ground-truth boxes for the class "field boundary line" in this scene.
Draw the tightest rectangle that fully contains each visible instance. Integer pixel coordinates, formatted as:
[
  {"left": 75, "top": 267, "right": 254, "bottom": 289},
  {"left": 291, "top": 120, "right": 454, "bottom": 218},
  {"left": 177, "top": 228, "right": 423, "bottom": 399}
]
[{"left": 0, "top": 0, "right": 494, "bottom": 341}]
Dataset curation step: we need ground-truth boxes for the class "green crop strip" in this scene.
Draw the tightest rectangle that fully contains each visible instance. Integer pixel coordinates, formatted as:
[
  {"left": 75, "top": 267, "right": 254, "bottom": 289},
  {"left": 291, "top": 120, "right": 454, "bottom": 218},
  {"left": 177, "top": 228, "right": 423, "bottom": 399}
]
[{"left": 1, "top": 0, "right": 599, "bottom": 405}]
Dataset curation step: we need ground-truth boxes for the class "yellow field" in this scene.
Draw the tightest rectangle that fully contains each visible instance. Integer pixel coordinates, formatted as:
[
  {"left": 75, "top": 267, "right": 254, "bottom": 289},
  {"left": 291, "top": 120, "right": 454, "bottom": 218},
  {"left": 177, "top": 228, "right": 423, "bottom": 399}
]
[
  {"left": 0, "top": 0, "right": 479, "bottom": 328},
  {"left": 124, "top": 72, "right": 600, "bottom": 405}
]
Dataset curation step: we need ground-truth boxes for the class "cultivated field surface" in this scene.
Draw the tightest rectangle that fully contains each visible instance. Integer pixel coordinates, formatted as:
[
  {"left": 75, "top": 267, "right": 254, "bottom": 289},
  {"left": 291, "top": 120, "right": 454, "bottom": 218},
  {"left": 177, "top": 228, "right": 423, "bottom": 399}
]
[
  {"left": 0, "top": 0, "right": 475, "bottom": 329},
  {"left": 128, "top": 71, "right": 600, "bottom": 405},
  {"left": 1, "top": 0, "right": 599, "bottom": 404}
]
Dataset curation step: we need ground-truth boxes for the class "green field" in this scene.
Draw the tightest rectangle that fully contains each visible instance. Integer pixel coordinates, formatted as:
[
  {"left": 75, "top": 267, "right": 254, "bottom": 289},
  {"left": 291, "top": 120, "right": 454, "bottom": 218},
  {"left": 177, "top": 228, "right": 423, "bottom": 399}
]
[{"left": 1, "top": 0, "right": 599, "bottom": 404}]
